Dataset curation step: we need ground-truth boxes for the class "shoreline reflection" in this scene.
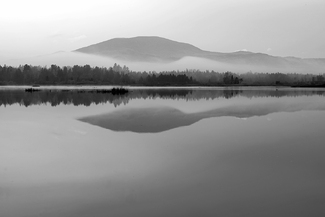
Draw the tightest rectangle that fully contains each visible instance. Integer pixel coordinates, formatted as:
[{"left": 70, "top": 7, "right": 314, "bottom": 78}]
[{"left": 1, "top": 88, "right": 325, "bottom": 107}]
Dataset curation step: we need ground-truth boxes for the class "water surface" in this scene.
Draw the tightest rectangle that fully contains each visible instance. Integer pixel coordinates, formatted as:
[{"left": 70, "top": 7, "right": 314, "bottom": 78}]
[{"left": 1, "top": 86, "right": 325, "bottom": 217}]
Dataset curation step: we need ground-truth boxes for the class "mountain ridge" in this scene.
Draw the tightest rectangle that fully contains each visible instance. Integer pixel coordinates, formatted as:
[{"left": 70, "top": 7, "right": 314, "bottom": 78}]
[
  {"left": 74, "top": 36, "right": 325, "bottom": 73},
  {"left": 75, "top": 36, "right": 207, "bottom": 62},
  {"left": 75, "top": 36, "right": 325, "bottom": 60}
]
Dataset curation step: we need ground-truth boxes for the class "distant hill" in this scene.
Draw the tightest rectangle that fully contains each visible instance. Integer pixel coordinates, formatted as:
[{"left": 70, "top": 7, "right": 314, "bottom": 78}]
[
  {"left": 74, "top": 36, "right": 325, "bottom": 73},
  {"left": 75, "top": 36, "right": 206, "bottom": 62}
]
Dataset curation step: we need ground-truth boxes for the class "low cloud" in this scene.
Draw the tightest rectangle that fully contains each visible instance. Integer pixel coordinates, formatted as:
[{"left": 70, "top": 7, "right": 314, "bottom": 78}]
[{"left": 6, "top": 52, "right": 325, "bottom": 75}]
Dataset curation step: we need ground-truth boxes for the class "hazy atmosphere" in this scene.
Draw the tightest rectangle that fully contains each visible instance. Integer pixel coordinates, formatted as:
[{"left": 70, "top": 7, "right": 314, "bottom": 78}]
[
  {"left": 1, "top": 0, "right": 325, "bottom": 61},
  {"left": 1, "top": 1, "right": 325, "bottom": 217}
]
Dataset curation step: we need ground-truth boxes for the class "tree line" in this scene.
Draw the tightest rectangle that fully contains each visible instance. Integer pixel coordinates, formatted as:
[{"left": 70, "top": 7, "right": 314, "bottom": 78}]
[{"left": 0, "top": 63, "right": 324, "bottom": 86}]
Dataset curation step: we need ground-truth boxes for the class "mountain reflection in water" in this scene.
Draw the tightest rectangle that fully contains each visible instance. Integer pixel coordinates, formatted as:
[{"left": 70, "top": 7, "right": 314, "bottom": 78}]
[{"left": 79, "top": 101, "right": 325, "bottom": 133}]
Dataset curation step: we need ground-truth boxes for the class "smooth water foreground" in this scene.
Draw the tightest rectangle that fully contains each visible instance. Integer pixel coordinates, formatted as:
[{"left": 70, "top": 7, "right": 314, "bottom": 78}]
[{"left": 1, "top": 86, "right": 325, "bottom": 217}]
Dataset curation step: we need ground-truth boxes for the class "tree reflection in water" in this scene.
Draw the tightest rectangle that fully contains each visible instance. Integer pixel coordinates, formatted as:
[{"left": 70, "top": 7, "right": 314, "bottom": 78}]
[{"left": 1, "top": 87, "right": 324, "bottom": 107}]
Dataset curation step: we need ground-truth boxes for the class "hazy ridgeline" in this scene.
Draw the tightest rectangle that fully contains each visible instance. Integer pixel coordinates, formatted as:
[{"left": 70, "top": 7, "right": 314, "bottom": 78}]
[
  {"left": 1, "top": 88, "right": 325, "bottom": 107},
  {"left": 0, "top": 64, "right": 325, "bottom": 87}
]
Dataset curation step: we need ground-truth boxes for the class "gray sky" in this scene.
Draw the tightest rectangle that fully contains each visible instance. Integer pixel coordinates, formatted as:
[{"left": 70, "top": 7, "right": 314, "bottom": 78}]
[{"left": 1, "top": 0, "right": 325, "bottom": 61}]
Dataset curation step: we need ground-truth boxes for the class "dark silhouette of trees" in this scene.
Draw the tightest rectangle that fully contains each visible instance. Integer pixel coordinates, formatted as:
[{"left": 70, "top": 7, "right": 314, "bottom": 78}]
[
  {"left": 13, "top": 68, "right": 24, "bottom": 84},
  {"left": 223, "top": 71, "right": 242, "bottom": 85},
  {"left": 0, "top": 63, "right": 324, "bottom": 87}
]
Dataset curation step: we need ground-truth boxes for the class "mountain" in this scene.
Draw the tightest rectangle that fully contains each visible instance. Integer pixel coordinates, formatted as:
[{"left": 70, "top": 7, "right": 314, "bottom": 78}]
[
  {"left": 75, "top": 36, "right": 206, "bottom": 62},
  {"left": 74, "top": 36, "right": 325, "bottom": 73}
]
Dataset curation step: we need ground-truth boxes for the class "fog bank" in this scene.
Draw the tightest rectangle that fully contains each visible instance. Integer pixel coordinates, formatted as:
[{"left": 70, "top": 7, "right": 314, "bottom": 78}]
[{"left": 3, "top": 52, "right": 324, "bottom": 74}]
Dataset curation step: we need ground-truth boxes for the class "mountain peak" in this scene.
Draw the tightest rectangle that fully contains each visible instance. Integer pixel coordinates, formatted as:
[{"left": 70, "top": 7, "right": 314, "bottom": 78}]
[{"left": 75, "top": 36, "right": 203, "bottom": 62}]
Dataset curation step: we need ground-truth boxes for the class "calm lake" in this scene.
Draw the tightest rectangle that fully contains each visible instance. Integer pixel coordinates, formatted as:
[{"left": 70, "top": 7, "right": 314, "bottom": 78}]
[{"left": 1, "top": 86, "right": 325, "bottom": 217}]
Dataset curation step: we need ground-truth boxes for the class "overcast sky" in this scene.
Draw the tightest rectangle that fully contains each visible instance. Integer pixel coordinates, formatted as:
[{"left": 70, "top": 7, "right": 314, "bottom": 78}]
[{"left": 1, "top": 0, "right": 325, "bottom": 61}]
